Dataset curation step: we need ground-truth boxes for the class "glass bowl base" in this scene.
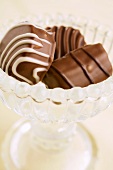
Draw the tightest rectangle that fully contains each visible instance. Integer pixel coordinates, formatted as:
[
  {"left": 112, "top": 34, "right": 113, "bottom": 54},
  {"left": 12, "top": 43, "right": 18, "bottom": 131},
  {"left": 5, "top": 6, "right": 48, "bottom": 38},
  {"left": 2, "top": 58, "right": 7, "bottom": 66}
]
[{"left": 2, "top": 119, "right": 97, "bottom": 170}]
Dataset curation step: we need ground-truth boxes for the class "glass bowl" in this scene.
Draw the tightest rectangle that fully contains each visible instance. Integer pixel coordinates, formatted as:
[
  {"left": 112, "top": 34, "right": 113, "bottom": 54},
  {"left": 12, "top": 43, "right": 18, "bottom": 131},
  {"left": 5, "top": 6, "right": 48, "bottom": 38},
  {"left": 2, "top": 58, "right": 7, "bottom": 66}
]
[{"left": 1, "top": 14, "right": 113, "bottom": 170}]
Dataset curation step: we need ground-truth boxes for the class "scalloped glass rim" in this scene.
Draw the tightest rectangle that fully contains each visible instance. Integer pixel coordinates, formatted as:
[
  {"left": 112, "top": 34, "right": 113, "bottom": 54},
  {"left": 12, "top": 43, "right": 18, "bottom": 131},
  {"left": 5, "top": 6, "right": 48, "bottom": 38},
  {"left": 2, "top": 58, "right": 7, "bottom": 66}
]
[
  {"left": 0, "top": 68, "right": 113, "bottom": 104},
  {"left": 0, "top": 14, "right": 113, "bottom": 103}
]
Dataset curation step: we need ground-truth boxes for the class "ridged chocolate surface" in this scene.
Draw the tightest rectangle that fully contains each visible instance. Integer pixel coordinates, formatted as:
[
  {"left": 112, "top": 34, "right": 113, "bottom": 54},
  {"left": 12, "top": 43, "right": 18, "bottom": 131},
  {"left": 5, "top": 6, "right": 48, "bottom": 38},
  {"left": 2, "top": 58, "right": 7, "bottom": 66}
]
[
  {"left": 46, "top": 26, "right": 86, "bottom": 60},
  {"left": 0, "top": 23, "right": 56, "bottom": 84},
  {"left": 43, "top": 43, "right": 112, "bottom": 89}
]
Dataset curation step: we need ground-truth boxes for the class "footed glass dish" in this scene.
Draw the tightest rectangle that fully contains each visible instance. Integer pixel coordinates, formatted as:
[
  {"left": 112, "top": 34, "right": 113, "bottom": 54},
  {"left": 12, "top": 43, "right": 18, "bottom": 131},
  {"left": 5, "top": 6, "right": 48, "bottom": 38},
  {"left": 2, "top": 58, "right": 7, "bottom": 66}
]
[{"left": 1, "top": 14, "right": 113, "bottom": 170}]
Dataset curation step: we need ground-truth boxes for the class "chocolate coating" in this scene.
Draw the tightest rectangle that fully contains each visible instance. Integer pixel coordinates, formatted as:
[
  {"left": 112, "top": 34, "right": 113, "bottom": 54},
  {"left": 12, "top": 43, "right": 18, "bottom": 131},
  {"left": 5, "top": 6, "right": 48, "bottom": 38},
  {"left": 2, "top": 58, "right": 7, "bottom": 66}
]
[
  {"left": 0, "top": 22, "right": 56, "bottom": 84},
  {"left": 46, "top": 26, "right": 86, "bottom": 60},
  {"left": 43, "top": 43, "right": 112, "bottom": 89}
]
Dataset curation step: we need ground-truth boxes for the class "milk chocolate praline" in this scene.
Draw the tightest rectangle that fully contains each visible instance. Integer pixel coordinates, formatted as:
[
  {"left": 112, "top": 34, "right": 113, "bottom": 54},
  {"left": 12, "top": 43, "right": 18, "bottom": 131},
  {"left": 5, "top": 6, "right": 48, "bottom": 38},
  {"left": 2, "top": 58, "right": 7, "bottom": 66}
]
[
  {"left": 0, "top": 22, "right": 56, "bottom": 85},
  {"left": 43, "top": 43, "right": 112, "bottom": 89},
  {"left": 46, "top": 26, "right": 86, "bottom": 60}
]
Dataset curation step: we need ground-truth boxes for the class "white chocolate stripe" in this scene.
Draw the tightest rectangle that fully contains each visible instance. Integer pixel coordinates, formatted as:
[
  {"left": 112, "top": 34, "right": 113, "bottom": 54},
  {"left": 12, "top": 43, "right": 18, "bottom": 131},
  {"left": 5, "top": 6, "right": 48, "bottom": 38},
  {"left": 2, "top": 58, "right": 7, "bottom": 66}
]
[
  {"left": 33, "top": 67, "right": 47, "bottom": 83},
  {"left": 12, "top": 57, "right": 48, "bottom": 84},
  {"left": 0, "top": 32, "right": 50, "bottom": 65},
  {"left": 5, "top": 48, "right": 49, "bottom": 73},
  {"left": 1, "top": 39, "right": 43, "bottom": 69}
]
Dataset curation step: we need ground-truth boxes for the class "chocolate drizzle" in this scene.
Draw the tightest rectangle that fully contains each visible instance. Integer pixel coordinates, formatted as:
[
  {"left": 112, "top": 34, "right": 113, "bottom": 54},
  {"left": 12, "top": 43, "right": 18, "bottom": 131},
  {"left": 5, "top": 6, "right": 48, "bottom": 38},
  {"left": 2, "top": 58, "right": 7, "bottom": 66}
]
[
  {"left": 63, "top": 27, "right": 73, "bottom": 54},
  {"left": 81, "top": 45, "right": 111, "bottom": 77},
  {"left": 43, "top": 43, "right": 112, "bottom": 89},
  {"left": 51, "top": 63, "right": 73, "bottom": 88},
  {"left": 55, "top": 26, "right": 65, "bottom": 59},
  {"left": 46, "top": 26, "right": 86, "bottom": 60},
  {"left": 69, "top": 52, "right": 93, "bottom": 84}
]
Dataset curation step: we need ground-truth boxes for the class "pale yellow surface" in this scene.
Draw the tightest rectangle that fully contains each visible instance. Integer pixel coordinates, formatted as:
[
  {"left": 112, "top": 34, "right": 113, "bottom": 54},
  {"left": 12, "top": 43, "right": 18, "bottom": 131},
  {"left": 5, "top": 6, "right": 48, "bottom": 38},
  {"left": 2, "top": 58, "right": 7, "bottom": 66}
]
[{"left": 0, "top": 0, "right": 113, "bottom": 170}]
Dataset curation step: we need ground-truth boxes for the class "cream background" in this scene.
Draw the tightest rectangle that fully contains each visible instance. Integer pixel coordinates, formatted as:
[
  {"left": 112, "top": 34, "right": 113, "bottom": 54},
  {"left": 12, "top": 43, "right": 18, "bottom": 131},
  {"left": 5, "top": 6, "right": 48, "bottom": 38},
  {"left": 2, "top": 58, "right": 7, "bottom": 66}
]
[{"left": 0, "top": 0, "right": 113, "bottom": 169}]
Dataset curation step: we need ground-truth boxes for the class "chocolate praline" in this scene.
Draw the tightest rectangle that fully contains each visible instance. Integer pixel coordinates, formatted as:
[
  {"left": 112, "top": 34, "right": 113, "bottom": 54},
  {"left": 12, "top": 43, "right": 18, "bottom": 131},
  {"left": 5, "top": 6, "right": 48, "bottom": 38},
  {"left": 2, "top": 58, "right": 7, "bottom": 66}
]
[
  {"left": 46, "top": 26, "right": 86, "bottom": 60},
  {"left": 43, "top": 43, "right": 112, "bottom": 89},
  {"left": 0, "top": 22, "right": 56, "bottom": 84}
]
